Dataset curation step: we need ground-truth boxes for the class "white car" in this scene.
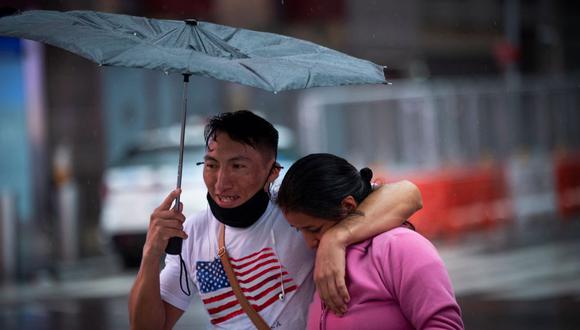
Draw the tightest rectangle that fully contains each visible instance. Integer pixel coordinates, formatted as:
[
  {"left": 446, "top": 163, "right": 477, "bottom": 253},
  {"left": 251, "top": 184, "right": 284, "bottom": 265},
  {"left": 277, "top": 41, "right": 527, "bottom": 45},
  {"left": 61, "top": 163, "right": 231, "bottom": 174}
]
[{"left": 99, "top": 122, "right": 295, "bottom": 267}]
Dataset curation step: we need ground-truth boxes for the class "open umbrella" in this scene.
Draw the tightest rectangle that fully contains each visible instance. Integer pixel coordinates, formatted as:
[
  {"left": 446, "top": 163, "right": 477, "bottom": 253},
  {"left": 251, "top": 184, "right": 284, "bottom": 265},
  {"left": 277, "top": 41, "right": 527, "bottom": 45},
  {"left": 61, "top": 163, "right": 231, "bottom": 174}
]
[{"left": 0, "top": 9, "right": 388, "bottom": 255}]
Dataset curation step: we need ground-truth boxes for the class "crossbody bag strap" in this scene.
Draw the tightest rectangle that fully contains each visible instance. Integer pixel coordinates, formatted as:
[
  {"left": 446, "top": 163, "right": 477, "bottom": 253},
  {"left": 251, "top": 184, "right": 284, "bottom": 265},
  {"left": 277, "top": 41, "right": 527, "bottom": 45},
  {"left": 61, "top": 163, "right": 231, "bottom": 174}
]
[{"left": 218, "top": 223, "right": 270, "bottom": 330}]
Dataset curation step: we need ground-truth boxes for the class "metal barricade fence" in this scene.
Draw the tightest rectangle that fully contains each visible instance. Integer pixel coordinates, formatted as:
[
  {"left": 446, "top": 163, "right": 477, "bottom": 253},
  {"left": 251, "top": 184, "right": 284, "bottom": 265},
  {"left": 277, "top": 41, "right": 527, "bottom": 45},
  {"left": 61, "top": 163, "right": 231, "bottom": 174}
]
[{"left": 296, "top": 76, "right": 580, "bottom": 237}]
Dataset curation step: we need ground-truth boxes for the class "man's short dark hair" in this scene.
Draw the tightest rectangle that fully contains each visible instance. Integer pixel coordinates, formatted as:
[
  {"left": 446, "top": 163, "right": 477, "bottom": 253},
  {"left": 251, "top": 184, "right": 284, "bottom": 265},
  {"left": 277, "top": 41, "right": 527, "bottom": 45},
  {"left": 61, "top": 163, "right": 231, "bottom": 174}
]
[{"left": 204, "top": 110, "right": 279, "bottom": 160}]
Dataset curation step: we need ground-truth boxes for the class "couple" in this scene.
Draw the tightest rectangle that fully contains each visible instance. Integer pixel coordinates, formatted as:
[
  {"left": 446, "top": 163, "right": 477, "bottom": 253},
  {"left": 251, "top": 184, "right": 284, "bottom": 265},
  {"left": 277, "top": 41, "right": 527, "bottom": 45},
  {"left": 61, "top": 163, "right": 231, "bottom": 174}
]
[{"left": 129, "top": 110, "right": 464, "bottom": 329}]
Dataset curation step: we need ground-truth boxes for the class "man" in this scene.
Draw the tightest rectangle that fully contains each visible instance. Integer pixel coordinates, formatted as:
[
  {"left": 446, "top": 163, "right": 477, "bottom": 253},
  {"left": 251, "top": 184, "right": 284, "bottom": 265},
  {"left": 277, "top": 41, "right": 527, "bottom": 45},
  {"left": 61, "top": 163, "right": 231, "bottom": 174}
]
[{"left": 129, "top": 110, "right": 422, "bottom": 329}]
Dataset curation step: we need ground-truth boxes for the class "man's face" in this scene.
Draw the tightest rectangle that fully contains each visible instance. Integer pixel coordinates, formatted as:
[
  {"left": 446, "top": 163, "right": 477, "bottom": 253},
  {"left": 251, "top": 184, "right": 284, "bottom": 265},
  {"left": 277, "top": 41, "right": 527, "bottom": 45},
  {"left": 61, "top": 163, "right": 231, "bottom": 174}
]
[{"left": 203, "top": 132, "right": 275, "bottom": 208}]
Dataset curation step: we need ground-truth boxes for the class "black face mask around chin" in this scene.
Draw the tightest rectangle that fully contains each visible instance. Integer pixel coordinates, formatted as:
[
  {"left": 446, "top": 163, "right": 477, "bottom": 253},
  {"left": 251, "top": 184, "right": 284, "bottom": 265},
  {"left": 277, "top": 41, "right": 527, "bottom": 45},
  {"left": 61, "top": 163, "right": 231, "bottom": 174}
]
[{"left": 207, "top": 189, "right": 270, "bottom": 228}]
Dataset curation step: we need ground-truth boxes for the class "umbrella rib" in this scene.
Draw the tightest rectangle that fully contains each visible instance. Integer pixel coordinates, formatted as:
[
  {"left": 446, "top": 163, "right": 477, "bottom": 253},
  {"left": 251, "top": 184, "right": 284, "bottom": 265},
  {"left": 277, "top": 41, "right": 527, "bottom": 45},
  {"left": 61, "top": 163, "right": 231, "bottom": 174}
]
[
  {"left": 150, "top": 27, "right": 178, "bottom": 45},
  {"left": 238, "top": 62, "right": 276, "bottom": 91},
  {"left": 144, "top": 16, "right": 162, "bottom": 36},
  {"left": 304, "top": 71, "right": 312, "bottom": 88},
  {"left": 191, "top": 27, "right": 209, "bottom": 54},
  {"left": 194, "top": 25, "right": 248, "bottom": 59},
  {"left": 283, "top": 55, "right": 380, "bottom": 81}
]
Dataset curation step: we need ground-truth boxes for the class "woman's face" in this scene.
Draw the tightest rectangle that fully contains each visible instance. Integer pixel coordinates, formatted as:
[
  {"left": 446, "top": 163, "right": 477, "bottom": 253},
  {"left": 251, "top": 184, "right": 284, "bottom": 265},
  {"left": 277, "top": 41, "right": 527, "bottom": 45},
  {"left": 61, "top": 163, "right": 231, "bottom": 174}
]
[{"left": 283, "top": 212, "right": 337, "bottom": 249}]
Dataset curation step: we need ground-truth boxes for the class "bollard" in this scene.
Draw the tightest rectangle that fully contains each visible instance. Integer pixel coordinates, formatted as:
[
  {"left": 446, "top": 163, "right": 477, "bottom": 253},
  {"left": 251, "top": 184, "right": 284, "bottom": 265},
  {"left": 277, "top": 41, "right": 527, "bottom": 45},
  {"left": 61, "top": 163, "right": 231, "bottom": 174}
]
[
  {"left": 58, "top": 181, "right": 79, "bottom": 263},
  {"left": 54, "top": 144, "right": 79, "bottom": 264},
  {"left": 0, "top": 191, "right": 17, "bottom": 283}
]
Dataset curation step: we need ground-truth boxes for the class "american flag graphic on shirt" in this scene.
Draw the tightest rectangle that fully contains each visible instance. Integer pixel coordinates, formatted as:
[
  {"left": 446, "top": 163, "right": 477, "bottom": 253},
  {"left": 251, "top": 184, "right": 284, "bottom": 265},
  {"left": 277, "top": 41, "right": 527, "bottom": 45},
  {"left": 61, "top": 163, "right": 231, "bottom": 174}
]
[{"left": 196, "top": 247, "right": 298, "bottom": 325}]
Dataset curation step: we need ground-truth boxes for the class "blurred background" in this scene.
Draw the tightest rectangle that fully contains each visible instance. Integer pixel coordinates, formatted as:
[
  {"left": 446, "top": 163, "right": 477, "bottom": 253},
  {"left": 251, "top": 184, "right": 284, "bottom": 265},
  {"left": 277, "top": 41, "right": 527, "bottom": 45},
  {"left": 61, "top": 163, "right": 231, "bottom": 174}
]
[{"left": 0, "top": 0, "right": 579, "bottom": 329}]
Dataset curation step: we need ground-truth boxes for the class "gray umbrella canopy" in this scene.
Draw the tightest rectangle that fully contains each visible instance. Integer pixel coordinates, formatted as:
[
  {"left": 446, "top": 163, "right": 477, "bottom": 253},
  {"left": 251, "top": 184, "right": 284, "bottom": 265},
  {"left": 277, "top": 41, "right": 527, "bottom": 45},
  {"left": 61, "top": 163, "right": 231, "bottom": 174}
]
[{"left": 0, "top": 10, "right": 387, "bottom": 92}]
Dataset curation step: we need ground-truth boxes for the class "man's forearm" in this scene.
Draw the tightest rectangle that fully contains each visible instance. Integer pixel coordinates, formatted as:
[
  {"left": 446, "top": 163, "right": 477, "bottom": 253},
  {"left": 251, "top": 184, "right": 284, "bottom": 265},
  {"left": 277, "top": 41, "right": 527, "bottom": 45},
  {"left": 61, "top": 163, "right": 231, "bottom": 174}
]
[
  {"left": 129, "top": 255, "right": 166, "bottom": 330},
  {"left": 335, "top": 180, "right": 422, "bottom": 246}
]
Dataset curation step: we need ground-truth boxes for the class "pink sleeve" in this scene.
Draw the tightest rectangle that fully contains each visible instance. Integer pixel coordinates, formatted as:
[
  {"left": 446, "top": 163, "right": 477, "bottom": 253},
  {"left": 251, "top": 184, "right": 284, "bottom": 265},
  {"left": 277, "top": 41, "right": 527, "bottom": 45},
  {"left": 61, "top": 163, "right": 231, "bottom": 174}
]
[{"left": 378, "top": 229, "right": 464, "bottom": 330}]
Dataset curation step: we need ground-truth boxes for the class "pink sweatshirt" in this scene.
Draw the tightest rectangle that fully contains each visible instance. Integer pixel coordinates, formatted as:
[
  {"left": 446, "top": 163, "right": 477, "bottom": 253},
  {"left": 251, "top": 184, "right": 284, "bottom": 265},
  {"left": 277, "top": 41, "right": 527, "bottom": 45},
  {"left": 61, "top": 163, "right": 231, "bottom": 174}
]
[{"left": 307, "top": 227, "right": 464, "bottom": 330}]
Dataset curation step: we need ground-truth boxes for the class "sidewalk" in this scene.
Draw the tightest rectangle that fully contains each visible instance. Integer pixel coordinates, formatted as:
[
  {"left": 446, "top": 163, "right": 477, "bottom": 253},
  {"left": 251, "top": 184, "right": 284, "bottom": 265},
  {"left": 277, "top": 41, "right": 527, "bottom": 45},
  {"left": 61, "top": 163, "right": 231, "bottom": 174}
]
[
  {"left": 0, "top": 254, "right": 129, "bottom": 305},
  {"left": 435, "top": 215, "right": 580, "bottom": 329}
]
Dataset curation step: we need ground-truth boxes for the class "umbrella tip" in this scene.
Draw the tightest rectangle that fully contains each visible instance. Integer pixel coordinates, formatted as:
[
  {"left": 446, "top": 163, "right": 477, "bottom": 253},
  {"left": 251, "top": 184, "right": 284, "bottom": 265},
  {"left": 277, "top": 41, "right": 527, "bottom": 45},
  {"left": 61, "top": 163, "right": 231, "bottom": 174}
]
[
  {"left": 0, "top": 7, "right": 20, "bottom": 18},
  {"left": 184, "top": 19, "right": 198, "bottom": 26}
]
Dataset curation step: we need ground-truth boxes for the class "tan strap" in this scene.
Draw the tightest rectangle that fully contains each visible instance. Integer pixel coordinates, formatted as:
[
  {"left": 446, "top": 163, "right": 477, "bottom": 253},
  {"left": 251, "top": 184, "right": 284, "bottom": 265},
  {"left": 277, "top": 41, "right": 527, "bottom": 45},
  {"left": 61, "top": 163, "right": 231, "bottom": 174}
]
[{"left": 218, "top": 223, "right": 270, "bottom": 330}]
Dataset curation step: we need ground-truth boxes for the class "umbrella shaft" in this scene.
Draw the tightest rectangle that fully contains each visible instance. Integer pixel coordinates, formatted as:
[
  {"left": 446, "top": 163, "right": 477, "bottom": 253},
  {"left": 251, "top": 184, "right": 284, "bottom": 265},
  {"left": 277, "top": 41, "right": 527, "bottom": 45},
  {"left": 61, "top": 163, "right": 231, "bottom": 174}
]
[{"left": 174, "top": 74, "right": 191, "bottom": 210}]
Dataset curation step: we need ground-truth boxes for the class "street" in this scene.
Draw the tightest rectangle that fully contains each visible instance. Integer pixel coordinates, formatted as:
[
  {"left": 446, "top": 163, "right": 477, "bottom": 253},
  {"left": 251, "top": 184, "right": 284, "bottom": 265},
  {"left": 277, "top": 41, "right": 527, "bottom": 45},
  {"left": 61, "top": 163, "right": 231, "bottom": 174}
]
[
  {"left": 439, "top": 217, "right": 580, "bottom": 329},
  {"left": 1, "top": 216, "right": 579, "bottom": 329}
]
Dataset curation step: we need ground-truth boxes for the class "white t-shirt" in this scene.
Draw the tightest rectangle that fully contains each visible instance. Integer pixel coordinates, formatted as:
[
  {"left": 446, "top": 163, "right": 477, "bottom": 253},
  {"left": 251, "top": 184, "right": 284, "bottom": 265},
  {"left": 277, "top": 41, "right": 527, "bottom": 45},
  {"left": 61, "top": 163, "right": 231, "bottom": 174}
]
[{"left": 160, "top": 201, "right": 316, "bottom": 329}]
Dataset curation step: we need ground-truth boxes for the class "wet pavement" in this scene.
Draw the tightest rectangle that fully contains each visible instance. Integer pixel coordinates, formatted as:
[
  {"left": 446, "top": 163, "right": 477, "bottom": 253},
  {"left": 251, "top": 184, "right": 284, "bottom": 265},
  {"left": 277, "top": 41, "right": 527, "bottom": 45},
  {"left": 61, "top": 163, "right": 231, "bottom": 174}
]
[
  {"left": 1, "top": 216, "right": 579, "bottom": 329},
  {"left": 459, "top": 296, "right": 580, "bottom": 330},
  {"left": 435, "top": 216, "right": 580, "bottom": 330}
]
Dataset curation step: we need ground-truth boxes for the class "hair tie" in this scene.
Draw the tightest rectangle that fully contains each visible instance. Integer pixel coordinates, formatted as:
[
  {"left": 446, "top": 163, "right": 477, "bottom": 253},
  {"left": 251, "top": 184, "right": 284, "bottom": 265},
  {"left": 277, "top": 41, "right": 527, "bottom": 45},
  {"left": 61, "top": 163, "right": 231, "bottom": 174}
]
[{"left": 359, "top": 167, "right": 373, "bottom": 184}]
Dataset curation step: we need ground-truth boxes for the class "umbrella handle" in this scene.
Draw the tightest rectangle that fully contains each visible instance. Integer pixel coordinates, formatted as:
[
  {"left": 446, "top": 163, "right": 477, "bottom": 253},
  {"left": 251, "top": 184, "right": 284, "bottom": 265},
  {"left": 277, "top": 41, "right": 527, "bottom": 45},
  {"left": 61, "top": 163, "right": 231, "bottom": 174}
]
[{"left": 166, "top": 73, "right": 191, "bottom": 255}]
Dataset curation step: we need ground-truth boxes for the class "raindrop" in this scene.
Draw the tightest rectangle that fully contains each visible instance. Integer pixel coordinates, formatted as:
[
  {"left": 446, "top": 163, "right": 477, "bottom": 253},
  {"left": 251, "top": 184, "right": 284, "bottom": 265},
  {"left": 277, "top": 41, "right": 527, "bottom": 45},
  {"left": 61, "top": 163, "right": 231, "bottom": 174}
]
[
  {"left": 387, "top": 82, "right": 393, "bottom": 85},
  {"left": 281, "top": 0, "right": 284, "bottom": 4},
  {"left": 273, "top": 91, "right": 278, "bottom": 94},
  {"left": 133, "top": 32, "right": 137, "bottom": 36},
  {"left": 98, "top": 63, "right": 103, "bottom": 67},
  {"left": 164, "top": 71, "right": 169, "bottom": 75}
]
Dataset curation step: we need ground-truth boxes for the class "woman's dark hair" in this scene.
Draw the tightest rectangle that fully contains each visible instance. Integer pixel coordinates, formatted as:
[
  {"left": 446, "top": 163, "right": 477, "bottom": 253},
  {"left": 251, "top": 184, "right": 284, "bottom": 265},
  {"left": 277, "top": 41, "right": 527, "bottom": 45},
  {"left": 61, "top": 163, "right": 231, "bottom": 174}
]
[
  {"left": 204, "top": 110, "right": 279, "bottom": 160},
  {"left": 277, "top": 153, "right": 373, "bottom": 221}
]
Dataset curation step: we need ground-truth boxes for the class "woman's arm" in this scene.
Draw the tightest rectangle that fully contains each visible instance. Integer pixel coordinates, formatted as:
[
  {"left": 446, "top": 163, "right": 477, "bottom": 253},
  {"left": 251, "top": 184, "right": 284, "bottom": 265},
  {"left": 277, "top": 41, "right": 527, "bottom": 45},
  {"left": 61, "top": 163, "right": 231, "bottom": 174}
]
[{"left": 314, "top": 180, "right": 422, "bottom": 315}]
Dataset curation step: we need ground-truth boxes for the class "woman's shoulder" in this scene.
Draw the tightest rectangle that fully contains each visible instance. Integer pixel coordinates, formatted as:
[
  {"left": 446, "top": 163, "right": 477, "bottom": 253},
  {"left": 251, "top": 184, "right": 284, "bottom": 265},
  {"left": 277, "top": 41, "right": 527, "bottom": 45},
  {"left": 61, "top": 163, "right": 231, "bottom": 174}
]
[
  {"left": 371, "top": 226, "right": 438, "bottom": 256},
  {"left": 347, "top": 226, "right": 423, "bottom": 251},
  {"left": 374, "top": 226, "right": 423, "bottom": 241}
]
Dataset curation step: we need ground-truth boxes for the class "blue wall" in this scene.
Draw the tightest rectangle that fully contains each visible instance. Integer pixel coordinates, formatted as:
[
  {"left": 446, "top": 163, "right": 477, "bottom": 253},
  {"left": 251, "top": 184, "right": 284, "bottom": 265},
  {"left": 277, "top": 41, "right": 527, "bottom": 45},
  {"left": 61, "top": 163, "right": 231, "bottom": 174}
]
[{"left": 0, "top": 37, "right": 31, "bottom": 221}]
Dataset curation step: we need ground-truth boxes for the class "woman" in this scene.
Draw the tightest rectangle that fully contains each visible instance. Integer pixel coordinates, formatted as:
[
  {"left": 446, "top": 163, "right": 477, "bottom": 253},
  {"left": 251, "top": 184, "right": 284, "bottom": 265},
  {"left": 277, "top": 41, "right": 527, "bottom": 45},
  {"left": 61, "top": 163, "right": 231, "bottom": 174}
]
[{"left": 277, "top": 153, "right": 464, "bottom": 330}]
